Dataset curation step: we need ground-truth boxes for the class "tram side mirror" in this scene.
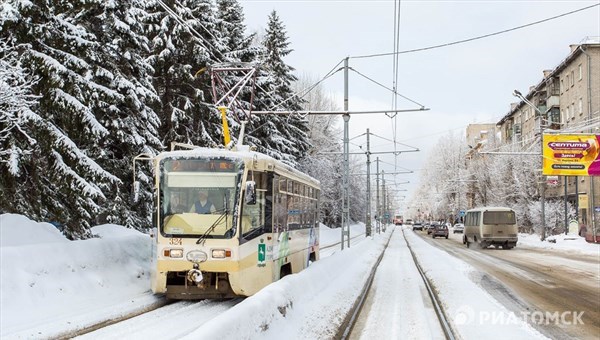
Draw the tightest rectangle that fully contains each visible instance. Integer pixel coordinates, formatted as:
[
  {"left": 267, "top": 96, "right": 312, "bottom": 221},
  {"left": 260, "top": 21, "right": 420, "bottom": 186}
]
[
  {"left": 132, "top": 181, "right": 140, "bottom": 204},
  {"left": 245, "top": 181, "right": 256, "bottom": 205}
]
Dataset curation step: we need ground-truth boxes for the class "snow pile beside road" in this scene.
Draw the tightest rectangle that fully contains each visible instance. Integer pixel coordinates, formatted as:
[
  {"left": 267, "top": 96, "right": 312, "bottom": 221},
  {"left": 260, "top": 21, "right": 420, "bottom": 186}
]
[
  {"left": 182, "top": 230, "right": 389, "bottom": 340},
  {"left": 0, "top": 213, "right": 68, "bottom": 247},
  {"left": 0, "top": 214, "right": 157, "bottom": 339},
  {"left": 518, "top": 233, "right": 599, "bottom": 255}
]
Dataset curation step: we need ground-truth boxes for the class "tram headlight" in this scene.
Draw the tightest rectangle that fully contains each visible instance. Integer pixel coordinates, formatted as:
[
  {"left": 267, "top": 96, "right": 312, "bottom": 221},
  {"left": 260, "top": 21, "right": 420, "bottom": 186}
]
[
  {"left": 163, "top": 248, "right": 184, "bottom": 258},
  {"left": 211, "top": 249, "right": 231, "bottom": 259}
]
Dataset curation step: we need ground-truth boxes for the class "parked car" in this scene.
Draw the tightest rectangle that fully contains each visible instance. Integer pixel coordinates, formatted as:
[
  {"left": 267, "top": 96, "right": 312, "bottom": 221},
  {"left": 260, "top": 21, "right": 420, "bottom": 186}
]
[
  {"left": 432, "top": 224, "right": 449, "bottom": 239},
  {"left": 412, "top": 222, "right": 423, "bottom": 231},
  {"left": 453, "top": 223, "right": 465, "bottom": 234}
]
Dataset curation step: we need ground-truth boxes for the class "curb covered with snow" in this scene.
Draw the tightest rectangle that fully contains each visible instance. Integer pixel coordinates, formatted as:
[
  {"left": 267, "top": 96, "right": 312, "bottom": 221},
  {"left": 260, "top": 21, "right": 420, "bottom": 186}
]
[{"left": 517, "top": 233, "right": 599, "bottom": 255}]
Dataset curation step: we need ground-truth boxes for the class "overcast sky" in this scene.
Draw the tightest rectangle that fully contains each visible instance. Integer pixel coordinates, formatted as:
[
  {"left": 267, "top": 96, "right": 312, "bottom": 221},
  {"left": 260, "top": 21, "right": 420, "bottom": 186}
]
[{"left": 240, "top": 0, "right": 600, "bottom": 210}]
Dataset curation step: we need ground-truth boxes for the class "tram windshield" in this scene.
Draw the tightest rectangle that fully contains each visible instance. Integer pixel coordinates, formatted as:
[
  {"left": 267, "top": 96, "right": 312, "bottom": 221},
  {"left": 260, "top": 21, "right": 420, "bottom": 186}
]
[{"left": 159, "top": 158, "right": 243, "bottom": 238}]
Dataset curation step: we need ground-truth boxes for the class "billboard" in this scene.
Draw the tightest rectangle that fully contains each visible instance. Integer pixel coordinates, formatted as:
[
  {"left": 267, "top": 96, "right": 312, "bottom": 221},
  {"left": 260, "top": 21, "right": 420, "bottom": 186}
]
[{"left": 543, "top": 134, "right": 600, "bottom": 176}]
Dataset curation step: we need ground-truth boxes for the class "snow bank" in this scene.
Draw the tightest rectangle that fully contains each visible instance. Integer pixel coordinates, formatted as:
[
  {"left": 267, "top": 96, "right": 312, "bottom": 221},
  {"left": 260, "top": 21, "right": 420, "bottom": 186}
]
[
  {"left": 518, "top": 233, "right": 599, "bottom": 255},
  {"left": 182, "top": 230, "right": 389, "bottom": 339},
  {"left": 0, "top": 213, "right": 68, "bottom": 247},
  {"left": 0, "top": 214, "right": 156, "bottom": 339}
]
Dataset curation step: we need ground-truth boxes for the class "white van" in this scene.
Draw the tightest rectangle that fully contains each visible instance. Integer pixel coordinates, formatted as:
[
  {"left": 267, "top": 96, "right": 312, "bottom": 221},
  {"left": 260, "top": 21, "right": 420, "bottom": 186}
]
[
  {"left": 405, "top": 218, "right": 413, "bottom": 226},
  {"left": 463, "top": 207, "right": 518, "bottom": 249}
]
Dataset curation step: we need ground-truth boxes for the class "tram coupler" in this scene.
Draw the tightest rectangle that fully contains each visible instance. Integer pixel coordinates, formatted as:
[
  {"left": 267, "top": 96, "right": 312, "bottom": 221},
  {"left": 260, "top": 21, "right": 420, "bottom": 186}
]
[{"left": 186, "top": 263, "right": 203, "bottom": 285}]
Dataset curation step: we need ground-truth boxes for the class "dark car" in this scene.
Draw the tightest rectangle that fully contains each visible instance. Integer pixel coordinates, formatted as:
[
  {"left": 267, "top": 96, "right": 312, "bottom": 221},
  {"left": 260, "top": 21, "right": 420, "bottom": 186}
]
[
  {"left": 432, "top": 224, "right": 449, "bottom": 239},
  {"left": 412, "top": 222, "right": 423, "bottom": 231}
]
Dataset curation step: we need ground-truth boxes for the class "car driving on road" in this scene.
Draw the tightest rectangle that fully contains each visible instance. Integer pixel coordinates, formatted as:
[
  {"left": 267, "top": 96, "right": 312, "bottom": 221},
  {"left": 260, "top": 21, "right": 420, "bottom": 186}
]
[
  {"left": 412, "top": 222, "right": 423, "bottom": 231},
  {"left": 432, "top": 224, "right": 449, "bottom": 239},
  {"left": 453, "top": 223, "right": 464, "bottom": 233}
]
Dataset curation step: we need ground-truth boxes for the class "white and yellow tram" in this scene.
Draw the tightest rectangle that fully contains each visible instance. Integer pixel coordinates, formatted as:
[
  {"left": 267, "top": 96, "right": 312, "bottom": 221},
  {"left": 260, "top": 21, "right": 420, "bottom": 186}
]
[{"left": 145, "top": 146, "right": 320, "bottom": 299}]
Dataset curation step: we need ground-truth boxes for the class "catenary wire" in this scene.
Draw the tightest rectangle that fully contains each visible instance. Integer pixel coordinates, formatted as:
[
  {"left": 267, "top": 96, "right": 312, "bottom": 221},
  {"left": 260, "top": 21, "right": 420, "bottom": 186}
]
[{"left": 351, "top": 3, "right": 599, "bottom": 59}]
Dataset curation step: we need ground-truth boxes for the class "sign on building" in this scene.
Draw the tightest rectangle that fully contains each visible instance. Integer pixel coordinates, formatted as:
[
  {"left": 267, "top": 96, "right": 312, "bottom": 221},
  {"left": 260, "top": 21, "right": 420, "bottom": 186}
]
[{"left": 546, "top": 175, "right": 559, "bottom": 186}]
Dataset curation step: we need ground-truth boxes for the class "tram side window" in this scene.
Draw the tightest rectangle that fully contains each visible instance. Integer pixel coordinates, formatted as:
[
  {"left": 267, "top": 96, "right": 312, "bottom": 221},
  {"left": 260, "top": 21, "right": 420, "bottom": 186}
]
[{"left": 241, "top": 173, "right": 267, "bottom": 242}]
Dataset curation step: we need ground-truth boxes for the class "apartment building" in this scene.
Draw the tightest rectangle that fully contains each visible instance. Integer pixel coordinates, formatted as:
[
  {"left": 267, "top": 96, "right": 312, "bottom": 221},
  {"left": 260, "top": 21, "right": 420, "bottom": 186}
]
[{"left": 496, "top": 37, "right": 600, "bottom": 230}]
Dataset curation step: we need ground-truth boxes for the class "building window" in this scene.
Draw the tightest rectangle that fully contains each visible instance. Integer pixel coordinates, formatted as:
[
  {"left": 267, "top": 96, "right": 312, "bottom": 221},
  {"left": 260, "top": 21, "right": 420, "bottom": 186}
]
[
  {"left": 566, "top": 75, "right": 570, "bottom": 90},
  {"left": 579, "top": 98, "right": 583, "bottom": 114},
  {"left": 579, "top": 64, "right": 583, "bottom": 80},
  {"left": 571, "top": 71, "right": 574, "bottom": 86},
  {"left": 560, "top": 79, "right": 564, "bottom": 93}
]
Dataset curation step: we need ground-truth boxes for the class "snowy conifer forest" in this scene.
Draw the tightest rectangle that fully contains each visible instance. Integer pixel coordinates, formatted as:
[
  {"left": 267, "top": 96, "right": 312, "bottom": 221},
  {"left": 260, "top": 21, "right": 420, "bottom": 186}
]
[{"left": 0, "top": 0, "right": 367, "bottom": 238}]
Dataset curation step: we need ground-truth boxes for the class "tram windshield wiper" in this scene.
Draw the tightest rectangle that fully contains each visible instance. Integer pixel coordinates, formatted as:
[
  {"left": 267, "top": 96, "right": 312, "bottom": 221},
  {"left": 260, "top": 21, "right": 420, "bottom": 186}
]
[{"left": 196, "top": 207, "right": 229, "bottom": 245}]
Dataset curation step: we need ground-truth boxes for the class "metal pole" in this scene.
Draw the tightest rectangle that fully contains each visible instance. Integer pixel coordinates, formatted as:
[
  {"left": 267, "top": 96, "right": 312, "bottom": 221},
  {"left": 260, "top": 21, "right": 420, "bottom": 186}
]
[
  {"left": 382, "top": 170, "right": 386, "bottom": 233},
  {"left": 514, "top": 90, "right": 546, "bottom": 241},
  {"left": 376, "top": 158, "right": 380, "bottom": 234},
  {"left": 342, "top": 57, "right": 350, "bottom": 249},
  {"left": 575, "top": 177, "right": 579, "bottom": 230},
  {"left": 366, "top": 129, "right": 372, "bottom": 237},
  {"left": 541, "top": 124, "right": 546, "bottom": 241},
  {"left": 565, "top": 176, "right": 568, "bottom": 234}
]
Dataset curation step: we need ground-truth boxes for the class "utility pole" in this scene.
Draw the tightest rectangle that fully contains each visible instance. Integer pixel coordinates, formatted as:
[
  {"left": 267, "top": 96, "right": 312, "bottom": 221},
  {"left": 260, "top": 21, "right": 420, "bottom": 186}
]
[
  {"left": 382, "top": 170, "right": 386, "bottom": 231},
  {"left": 341, "top": 57, "right": 350, "bottom": 249},
  {"left": 366, "top": 128, "right": 372, "bottom": 236},
  {"left": 514, "top": 90, "right": 546, "bottom": 241},
  {"left": 565, "top": 176, "right": 568, "bottom": 234},
  {"left": 376, "top": 157, "right": 380, "bottom": 234}
]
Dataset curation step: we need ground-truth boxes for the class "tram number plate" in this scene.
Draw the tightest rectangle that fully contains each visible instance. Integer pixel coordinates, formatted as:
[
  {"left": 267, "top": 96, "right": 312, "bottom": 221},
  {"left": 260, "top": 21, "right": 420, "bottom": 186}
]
[{"left": 169, "top": 237, "right": 183, "bottom": 245}]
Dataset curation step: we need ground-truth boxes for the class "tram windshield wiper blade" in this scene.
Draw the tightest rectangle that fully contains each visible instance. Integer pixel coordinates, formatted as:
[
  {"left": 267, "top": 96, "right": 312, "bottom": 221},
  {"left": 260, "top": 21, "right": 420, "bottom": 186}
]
[{"left": 196, "top": 208, "right": 229, "bottom": 245}]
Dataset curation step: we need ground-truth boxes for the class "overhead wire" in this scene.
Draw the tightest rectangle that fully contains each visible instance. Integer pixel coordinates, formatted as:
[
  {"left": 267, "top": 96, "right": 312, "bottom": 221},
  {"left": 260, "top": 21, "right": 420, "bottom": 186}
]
[
  {"left": 157, "top": 0, "right": 344, "bottom": 123},
  {"left": 348, "top": 67, "right": 425, "bottom": 108},
  {"left": 351, "top": 3, "right": 599, "bottom": 59},
  {"left": 392, "top": 0, "right": 403, "bottom": 175}
]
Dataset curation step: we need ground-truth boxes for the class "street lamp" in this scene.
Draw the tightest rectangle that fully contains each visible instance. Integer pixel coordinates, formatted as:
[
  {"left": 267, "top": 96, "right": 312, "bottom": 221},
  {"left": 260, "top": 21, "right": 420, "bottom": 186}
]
[{"left": 513, "top": 90, "right": 546, "bottom": 241}]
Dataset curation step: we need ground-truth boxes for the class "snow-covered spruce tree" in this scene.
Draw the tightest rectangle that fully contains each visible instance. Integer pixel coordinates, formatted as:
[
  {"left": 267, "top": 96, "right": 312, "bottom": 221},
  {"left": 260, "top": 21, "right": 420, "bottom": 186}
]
[
  {"left": 1, "top": 0, "right": 167, "bottom": 235},
  {"left": 216, "top": 0, "right": 259, "bottom": 62},
  {"left": 214, "top": 0, "right": 263, "bottom": 140},
  {"left": 248, "top": 10, "right": 310, "bottom": 168},
  {"left": 0, "top": 38, "right": 40, "bottom": 216},
  {"left": 79, "top": 0, "right": 163, "bottom": 229},
  {"left": 146, "top": 0, "right": 228, "bottom": 148},
  {"left": 0, "top": 1, "right": 126, "bottom": 238}
]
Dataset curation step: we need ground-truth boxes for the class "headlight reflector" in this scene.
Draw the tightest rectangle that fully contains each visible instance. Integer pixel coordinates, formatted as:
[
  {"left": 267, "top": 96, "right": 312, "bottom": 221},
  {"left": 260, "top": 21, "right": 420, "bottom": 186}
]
[{"left": 164, "top": 248, "right": 183, "bottom": 258}]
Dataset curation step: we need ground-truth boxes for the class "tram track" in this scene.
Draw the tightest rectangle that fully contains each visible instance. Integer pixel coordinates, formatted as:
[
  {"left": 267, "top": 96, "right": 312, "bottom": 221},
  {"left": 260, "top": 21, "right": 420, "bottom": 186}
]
[
  {"left": 402, "top": 229, "right": 456, "bottom": 340},
  {"left": 58, "top": 298, "right": 242, "bottom": 339},
  {"left": 338, "top": 227, "right": 456, "bottom": 340},
  {"left": 50, "top": 298, "right": 172, "bottom": 339}
]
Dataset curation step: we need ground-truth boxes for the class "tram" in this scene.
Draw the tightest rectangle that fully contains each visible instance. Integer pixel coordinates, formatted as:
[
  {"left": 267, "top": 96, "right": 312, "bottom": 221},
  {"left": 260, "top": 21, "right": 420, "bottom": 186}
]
[{"left": 137, "top": 145, "right": 320, "bottom": 299}]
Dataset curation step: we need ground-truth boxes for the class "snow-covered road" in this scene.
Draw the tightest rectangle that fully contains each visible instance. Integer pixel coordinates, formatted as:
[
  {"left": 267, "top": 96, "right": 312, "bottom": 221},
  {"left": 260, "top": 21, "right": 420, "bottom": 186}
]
[{"left": 412, "top": 228, "right": 600, "bottom": 339}]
